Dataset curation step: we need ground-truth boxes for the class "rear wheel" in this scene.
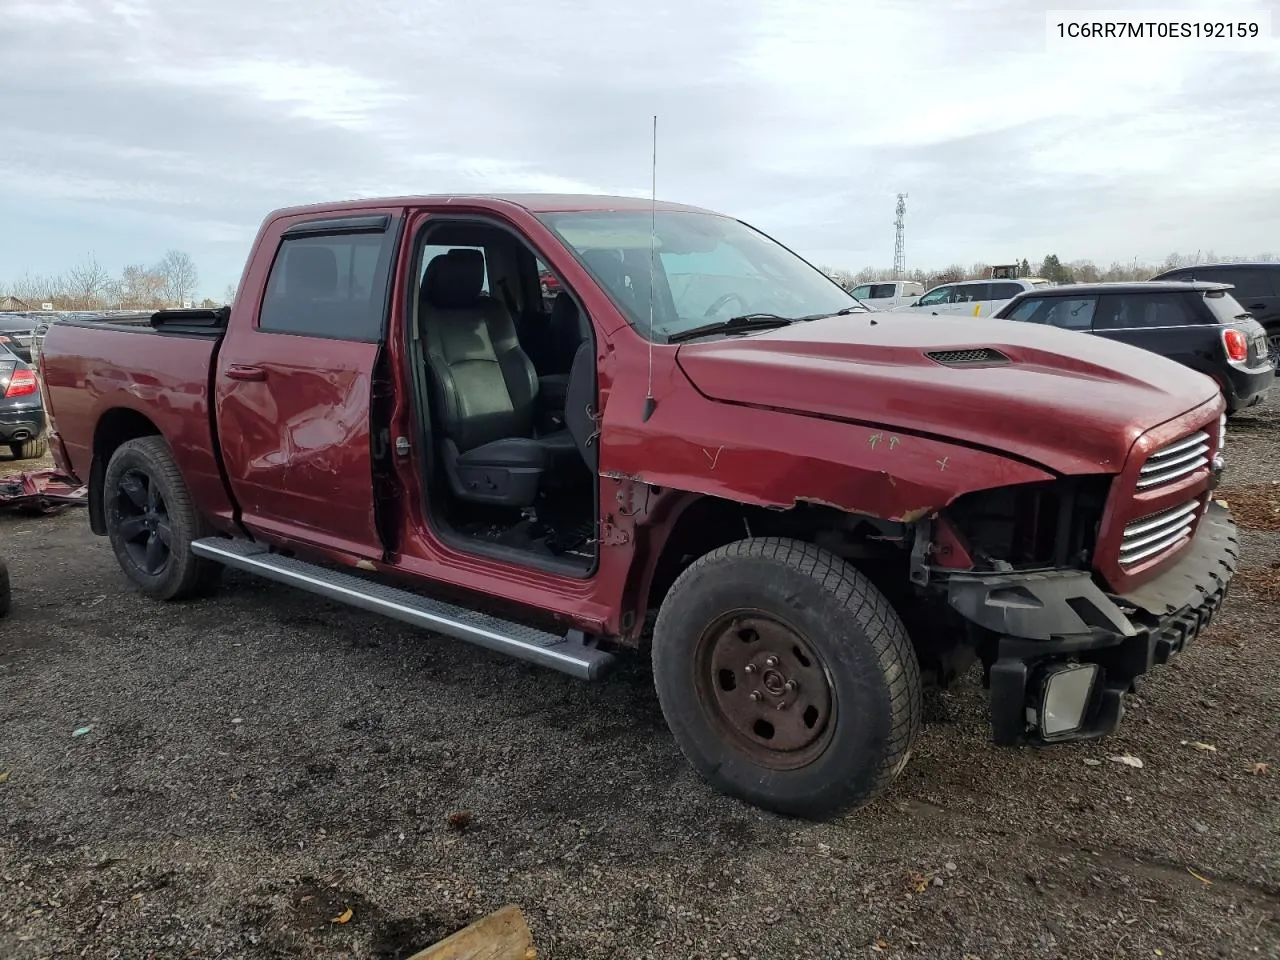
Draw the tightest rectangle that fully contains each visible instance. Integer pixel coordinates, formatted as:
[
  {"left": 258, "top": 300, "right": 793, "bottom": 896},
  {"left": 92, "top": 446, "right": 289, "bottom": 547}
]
[
  {"left": 651, "top": 537, "right": 922, "bottom": 819},
  {"left": 8, "top": 436, "right": 48, "bottom": 460},
  {"left": 103, "top": 436, "right": 220, "bottom": 601}
]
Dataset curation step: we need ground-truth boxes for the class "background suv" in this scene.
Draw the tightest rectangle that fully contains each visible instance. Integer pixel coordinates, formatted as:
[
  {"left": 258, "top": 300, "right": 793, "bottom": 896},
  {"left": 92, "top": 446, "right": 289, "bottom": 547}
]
[
  {"left": 1152, "top": 262, "right": 1280, "bottom": 356},
  {"left": 993, "top": 280, "right": 1273, "bottom": 415}
]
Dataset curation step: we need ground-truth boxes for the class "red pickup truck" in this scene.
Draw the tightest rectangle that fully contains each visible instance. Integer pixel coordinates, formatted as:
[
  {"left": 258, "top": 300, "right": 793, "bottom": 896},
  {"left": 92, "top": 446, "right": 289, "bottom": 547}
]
[{"left": 39, "top": 194, "right": 1239, "bottom": 818}]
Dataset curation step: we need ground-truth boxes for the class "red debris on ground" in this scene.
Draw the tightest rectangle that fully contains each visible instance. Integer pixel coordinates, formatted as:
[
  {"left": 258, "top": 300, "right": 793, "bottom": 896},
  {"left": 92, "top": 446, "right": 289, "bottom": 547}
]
[{"left": 0, "top": 469, "right": 87, "bottom": 515}]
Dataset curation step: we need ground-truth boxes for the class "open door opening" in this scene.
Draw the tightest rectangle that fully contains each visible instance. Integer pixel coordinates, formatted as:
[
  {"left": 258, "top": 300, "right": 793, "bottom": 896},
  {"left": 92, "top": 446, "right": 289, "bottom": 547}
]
[{"left": 403, "top": 216, "right": 600, "bottom": 577}]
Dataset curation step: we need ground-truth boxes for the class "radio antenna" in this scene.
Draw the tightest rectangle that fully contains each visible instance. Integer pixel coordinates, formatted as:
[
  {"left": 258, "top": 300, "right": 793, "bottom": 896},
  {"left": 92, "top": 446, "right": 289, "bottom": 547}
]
[{"left": 641, "top": 114, "right": 658, "bottom": 423}]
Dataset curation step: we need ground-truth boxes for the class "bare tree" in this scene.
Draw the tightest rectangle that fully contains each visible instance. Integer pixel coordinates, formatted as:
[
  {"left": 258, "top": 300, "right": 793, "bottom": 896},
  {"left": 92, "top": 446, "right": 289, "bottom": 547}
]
[
  {"left": 157, "top": 249, "right": 199, "bottom": 306},
  {"left": 222, "top": 282, "right": 238, "bottom": 305},
  {"left": 66, "top": 254, "right": 113, "bottom": 309},
  {"left": 12, "top": 271, "right": 65, "bottom": 307},
  {"left": 118, "top": 264, "right": 167, "bottom": 309}
]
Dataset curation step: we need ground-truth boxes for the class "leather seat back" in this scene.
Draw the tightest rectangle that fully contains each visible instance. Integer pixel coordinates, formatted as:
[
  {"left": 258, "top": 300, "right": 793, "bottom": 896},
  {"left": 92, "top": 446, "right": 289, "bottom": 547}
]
[
  {"left": 420, "top": 249, "right": 540, "bottom": 453},
  {"left": 546, "top": 292, "right": 586, "bottom": 376}
]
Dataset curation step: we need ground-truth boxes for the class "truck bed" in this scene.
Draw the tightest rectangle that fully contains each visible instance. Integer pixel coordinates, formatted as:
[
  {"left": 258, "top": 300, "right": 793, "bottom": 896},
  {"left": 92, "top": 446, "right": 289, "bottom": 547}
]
[{"left": 39, "top": 313, "right": 237, "bottom": 528}]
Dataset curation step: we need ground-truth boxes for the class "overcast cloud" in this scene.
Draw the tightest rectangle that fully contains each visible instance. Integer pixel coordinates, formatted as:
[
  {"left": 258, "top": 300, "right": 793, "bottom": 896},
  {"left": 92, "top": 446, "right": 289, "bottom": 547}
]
[{"left": 2, "top": 0, "right": 1279, "bottom": 297}]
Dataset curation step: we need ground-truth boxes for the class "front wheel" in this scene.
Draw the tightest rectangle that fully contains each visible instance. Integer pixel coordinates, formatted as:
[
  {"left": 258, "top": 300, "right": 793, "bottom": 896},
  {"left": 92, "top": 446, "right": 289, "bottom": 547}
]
[
  {"left": 103, "top": 436, "right": 221, "bottom": 601},
  {"left": 651, "top": 538, "right": 922, "bottom": 819}
]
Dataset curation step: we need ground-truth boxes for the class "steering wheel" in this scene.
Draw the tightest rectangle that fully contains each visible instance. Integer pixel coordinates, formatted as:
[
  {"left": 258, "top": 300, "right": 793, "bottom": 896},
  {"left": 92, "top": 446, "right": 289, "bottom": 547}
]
[{"left": 703, "top": 292, "right": 750, "bottom": 318}]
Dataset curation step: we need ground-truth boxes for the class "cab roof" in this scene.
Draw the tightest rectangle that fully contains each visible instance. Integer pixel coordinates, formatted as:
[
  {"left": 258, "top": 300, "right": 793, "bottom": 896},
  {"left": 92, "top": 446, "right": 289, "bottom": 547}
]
[{"left": 267, "top": 193, "right": 721, "bottom": 220}]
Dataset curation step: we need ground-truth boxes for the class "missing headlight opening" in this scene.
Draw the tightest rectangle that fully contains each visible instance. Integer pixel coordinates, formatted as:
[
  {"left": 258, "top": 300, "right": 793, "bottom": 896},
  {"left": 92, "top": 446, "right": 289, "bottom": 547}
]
[{"left": 941, "top": 476, "right": 1112, "bottom": 571}]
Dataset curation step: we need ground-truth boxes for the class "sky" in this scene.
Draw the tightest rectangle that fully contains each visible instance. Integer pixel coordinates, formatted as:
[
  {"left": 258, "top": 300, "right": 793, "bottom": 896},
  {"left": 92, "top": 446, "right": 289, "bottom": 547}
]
[{"left": 2, "top": 0, "right": 1279, "bottom": 299}]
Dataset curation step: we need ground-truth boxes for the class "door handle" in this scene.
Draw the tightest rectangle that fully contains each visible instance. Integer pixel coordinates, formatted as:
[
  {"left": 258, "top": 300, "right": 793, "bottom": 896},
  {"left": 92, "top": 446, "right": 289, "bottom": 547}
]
[
  {"left": 1249, "top": 302, "right": 1266, "bottom": 311},
  {"left": 225, "top": 364, "right": 266, "bottom": 382}
]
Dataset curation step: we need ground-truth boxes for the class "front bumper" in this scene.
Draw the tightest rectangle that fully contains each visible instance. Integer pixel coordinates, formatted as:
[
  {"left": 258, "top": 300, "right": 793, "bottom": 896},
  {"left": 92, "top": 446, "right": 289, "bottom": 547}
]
[{"left": 945, "top": 501, "right": 1239, "bottom": 746}]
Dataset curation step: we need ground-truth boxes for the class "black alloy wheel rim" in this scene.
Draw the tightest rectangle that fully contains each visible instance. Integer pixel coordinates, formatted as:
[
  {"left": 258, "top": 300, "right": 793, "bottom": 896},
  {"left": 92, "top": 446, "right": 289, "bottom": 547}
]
[{"left": 115, "top": 468, "right": 173, "bottom": 576}]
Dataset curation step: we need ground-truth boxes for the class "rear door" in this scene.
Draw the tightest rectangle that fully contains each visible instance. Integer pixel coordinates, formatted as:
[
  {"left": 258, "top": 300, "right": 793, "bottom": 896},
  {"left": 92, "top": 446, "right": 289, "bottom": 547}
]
[
  {"left": 987, "top": 281, "right": 1028, "bottom": 317},
  {"left": 1090, "top": 291, "right": 1208, "bottom": 367},
  {"left": 1204, "top": 267, "right": 1278, "bottom": 325},
  {"left": 214, "top": 209, "right": 403, "bottom": 556},
  {"left": 951, "top": 282, "right": 990, "bottom": 317}
]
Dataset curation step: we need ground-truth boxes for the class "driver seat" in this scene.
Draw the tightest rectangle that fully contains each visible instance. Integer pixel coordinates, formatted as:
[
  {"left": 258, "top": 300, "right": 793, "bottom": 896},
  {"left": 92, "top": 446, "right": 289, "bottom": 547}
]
[{"left": 420, "top": 248, "right": 565, "bottom": 507}]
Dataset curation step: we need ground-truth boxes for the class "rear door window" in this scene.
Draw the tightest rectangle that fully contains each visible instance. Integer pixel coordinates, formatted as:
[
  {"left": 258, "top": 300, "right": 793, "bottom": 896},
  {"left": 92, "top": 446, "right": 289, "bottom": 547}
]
[
  {"left": 953, "top": 283, "right": 990, "bottom": 303},
  {"left": 989, "top": 282, "right": 1026, "bottom": 301},
  {"left": 1007, "top": 296, "right": 1097, "bottom": 330},
  {"left": 1094, "top": 293, "right": 1198, "bottom": 330},
  {"left": 259, "top": 232, "right": 396, "bottom": 340},
  {"left": 1215, "top": 268, "right": 1276, "bottom": 302}
]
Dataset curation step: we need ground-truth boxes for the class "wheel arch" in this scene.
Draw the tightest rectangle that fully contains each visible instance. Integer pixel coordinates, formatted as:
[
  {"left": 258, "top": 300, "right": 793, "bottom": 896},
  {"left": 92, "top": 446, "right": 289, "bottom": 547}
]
[
  {"left": 634, "top": 492, "right": 912, "bottom": 643},
  {"left": 88, "top": 408, "right": 162, "bottom": 535}
]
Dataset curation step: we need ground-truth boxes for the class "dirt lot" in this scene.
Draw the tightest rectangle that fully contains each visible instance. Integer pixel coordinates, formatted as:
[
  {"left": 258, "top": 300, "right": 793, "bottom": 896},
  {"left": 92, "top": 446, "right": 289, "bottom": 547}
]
[{"left": 2, "top": 400, "right": 1278, "bottom": 960}]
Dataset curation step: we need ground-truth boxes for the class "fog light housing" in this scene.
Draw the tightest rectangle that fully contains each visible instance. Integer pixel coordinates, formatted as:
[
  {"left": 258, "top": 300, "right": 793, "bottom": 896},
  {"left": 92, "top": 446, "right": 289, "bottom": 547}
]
[{"left": 1038, "top": 663, "right": 1098, "bottom": 738}]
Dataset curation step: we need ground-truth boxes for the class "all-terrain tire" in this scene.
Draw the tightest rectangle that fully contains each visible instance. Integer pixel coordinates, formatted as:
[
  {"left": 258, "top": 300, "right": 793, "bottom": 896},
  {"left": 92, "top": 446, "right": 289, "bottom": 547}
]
[
  {"left": 9, "top": 436, "right": 48, "bottom": 460},
  {"left": 103, "top": 436, "right": 221, "bottom": 601},
  {"left": 651, "top": 537, "right": 922, "bottom": 819},
  {"left": 0, "top": 560, "right": 10, "bottom": 617}
]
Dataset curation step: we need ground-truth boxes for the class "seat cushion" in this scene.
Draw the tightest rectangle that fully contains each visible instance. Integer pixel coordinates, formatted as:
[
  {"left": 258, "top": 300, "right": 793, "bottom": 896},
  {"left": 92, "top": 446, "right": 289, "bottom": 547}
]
[{"left": 455, "top": 436, "right": 548, "bottom": 471}]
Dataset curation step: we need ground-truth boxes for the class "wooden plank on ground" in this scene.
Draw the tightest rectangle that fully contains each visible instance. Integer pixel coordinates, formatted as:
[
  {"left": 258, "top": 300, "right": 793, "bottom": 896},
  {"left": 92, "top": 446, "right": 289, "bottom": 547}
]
[{"left": 405, "top": 905, "right": 536, "bottom": 960}]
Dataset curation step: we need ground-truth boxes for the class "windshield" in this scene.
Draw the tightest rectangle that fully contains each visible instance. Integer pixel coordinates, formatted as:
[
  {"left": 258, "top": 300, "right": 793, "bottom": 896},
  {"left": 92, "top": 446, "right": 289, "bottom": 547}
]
[{"left": 537, "top": 210, "right": 856, "bottom": 341}]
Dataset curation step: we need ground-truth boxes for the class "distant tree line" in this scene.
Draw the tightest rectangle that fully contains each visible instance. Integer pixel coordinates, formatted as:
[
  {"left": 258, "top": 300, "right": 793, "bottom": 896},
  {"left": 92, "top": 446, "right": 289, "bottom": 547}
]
[
  {"left": 0, "top": 251, "right": 237, "bottom": 311},
  {"left": 819, "top": 251, "right": 1280, "bottom": 292}
]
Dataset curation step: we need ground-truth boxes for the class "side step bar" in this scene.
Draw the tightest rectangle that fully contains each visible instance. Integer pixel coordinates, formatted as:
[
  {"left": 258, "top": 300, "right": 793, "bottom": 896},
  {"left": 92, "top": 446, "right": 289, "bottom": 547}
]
[{"left": 190, "top": 537, "right": 616, "bottom": 680}]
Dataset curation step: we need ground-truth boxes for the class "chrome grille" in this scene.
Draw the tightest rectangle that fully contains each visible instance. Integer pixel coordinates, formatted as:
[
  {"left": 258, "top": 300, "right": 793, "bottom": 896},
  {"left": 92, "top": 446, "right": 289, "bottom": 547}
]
[
  {"left": 1135, "top": 430, "right": 1211, "bottom": 490},
  {"left": 1119, "top": 498, "right": 1200, "bottom": 567}
]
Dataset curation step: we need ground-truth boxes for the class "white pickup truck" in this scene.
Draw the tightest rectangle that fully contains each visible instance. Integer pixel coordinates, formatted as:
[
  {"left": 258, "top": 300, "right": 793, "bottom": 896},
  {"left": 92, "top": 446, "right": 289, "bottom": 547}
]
[
  {"left": 900, "top": 277, "right": 1053, "bottom": 318},
  {"left": 847, "top": 280, "right": 925, "bottom": 311}
]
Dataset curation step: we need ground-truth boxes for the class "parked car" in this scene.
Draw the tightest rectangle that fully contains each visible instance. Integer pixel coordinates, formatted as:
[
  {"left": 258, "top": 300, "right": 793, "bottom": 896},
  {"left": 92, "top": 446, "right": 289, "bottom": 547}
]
[
  {"left": 39, "top": 193, "right": 1237, "bottom": 819},
  {"left": 1151, "top": 262, "right": 1280, "bottom": 357},
  {"left": 0, "top": 313, "right": 40, "bottom": 362},
  {"left": 900, "top": 277, "right": 1052, "bottom": 318},
  {"left": 847, "top": 280, "right": 924, "bottom": 311},
  {"left": 0, "top": 339, "right": 47, "bottom": 459},
  {"left": 993, "top": 281, "right": 1274, "bottom": 415}
]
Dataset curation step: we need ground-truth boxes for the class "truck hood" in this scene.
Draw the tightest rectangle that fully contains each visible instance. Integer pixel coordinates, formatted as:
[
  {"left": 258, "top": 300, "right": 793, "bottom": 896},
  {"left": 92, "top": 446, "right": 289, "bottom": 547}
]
[{"left": 674, "top": 312, "right": 1220, "bottom": 475}]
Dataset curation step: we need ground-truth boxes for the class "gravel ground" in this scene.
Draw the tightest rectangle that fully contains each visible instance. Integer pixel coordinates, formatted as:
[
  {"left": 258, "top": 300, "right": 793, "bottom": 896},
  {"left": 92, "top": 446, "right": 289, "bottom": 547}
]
[{"left": 1, "top": 397, "right": 1278, "bottom": 960}]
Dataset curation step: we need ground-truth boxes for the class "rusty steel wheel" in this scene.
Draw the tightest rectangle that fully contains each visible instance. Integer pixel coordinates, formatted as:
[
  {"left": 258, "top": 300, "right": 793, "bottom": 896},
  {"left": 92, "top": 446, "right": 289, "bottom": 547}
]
[
  {"left": 652, "top": 537, "right": 922, "bottom": 819},
  {"left": 694, "top": 612, "right": 835, "bottom": 770}
]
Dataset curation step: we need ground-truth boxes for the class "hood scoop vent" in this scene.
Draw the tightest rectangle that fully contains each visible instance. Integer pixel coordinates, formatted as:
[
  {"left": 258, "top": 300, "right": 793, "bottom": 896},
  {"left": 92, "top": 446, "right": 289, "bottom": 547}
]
[{"left": 926, "top": 347, "right": 1010, "bottom": 366}]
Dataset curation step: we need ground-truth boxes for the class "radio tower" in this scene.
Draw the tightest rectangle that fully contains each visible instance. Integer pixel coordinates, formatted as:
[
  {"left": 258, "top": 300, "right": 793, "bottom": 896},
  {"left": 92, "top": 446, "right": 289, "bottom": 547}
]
[{"left": 893, "top": 193, "right": 907, "bottom": 277}]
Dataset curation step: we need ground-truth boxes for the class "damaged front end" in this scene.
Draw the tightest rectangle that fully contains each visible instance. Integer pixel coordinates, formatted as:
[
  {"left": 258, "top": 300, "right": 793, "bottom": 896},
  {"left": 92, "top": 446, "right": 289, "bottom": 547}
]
[{"left": 914, "top": 464, "right": 1238, "bottom": 747}]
